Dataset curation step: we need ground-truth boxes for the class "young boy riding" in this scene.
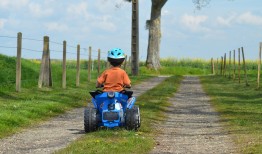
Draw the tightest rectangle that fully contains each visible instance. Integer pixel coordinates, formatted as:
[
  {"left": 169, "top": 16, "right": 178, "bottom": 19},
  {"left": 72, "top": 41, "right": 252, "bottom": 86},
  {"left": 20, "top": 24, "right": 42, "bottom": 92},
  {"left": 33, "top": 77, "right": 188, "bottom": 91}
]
[{"left": 96, "top": 48, "right": 131, "bottom": 92}]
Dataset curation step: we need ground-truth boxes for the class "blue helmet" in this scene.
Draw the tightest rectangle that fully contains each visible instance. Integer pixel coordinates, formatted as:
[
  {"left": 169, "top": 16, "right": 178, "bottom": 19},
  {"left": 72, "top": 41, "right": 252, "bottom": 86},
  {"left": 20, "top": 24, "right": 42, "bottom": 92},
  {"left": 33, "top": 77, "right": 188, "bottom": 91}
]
[
  {"left": 108, "top": 48, "right": 125, "bottom": 59},
  {"left": 107, "top": 48, "right": 126, "bottom": 66}
]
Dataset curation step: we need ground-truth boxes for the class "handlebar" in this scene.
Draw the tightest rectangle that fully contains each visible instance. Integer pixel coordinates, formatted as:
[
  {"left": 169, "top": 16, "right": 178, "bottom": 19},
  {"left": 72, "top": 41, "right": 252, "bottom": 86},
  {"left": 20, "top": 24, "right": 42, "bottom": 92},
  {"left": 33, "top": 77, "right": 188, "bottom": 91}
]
[
  {"left": 96, "top": 85, "right": 131, "bottom": 89},
  {"left": 96, "top": 84, "right": 104, "bottom": 88},
  {"left": 123, "top": 85, "right": 131, "bottom": 89}
]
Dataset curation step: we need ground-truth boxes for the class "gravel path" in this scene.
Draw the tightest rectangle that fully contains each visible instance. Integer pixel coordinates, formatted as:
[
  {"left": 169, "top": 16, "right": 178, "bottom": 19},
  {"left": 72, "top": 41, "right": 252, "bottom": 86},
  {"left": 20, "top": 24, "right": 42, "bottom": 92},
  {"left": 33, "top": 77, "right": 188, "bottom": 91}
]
[
  {"left": 150, "top": 76, "right": 238, "bottom": 154},
  {"left": 0, "top": 76, "right": 167, "bottom": 154}
]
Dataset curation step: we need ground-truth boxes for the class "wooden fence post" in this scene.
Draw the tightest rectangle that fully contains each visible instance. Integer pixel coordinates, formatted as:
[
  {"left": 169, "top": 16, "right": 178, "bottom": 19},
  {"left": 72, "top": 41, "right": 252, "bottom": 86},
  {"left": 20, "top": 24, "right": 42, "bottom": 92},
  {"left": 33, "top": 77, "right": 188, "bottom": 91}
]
[
  {"left": 229, "top": 51, "right": 231, "bottom": 79},
  {"left": 38, "top": 36, "right": 52, "bottom": 88},
  {"left": 233, "top": 50, "right": 236, "bottom": 80},
  {"left": 216, "top": 58, "right": 219, "bottom": 75},
  {"left": 107, "top": 61, "right": 110, "bottom": 68},
  {"left": 128, "top": 56, "right": 131, "bottom": 71},
  {"left": 124, "top": 55, "right": 128, "bottom": 71},
  {"left": 213, "top": 58, "right": 215, "bottom": 75},
  {"left": 257, "top": 43, "right": 262, "bottom": 89},
  {"left": 241, "top": 47, "right": 249, "bottom": 86},
  {"left": 211, "top": 58, "right": 213, "bottom": 74},
  {"left": 220, "top": 56, "right": 223, "bottom": 75},
  {"left": 76, "top": 44, "right": 80, "bottom": 87},
  {"left": 16, "top": 32, "right": 22, "bottom": 92},
  {"left": 88, "top": 46, "right": 92, "bottom": 82},
  {"left": 105, "top": 61, "right": 107, "bottom": 69},
  {"left": 97, "top": 49, "right": 101, "bottom": 76},
  {"left": 224, "top": 53, "right": 227, "bottom": 77},
  {"left": 238, "top": 48, "right": 241, "bottom": 83},
  {"left": 62, "top": 41, "right": 67, "bottom": 89}
]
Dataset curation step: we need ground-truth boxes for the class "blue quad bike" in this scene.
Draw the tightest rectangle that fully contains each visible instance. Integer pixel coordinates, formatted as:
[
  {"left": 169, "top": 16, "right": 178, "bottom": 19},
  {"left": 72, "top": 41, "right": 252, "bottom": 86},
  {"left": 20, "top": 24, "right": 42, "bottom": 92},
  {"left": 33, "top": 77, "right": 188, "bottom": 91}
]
[{"left": 84, "top": 89, "right": 141, "bottom": 132}]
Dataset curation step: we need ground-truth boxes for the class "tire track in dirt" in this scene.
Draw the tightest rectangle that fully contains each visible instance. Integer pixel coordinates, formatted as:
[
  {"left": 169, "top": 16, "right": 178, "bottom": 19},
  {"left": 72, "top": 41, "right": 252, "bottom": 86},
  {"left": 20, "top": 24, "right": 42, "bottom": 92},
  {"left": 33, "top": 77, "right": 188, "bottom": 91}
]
[
  {"left": 0, "top": 76, "right": 167, "bottom": 154},
  {"left": 150, "top": 76, "right": 237, "bottom": 154}
]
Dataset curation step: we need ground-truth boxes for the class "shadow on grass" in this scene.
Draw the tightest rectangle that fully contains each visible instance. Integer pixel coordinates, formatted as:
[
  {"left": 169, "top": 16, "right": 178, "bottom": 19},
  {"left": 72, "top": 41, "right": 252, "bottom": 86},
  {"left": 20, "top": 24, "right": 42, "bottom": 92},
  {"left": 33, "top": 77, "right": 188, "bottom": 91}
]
[{"left": 0, "top": 91, "right": 18, "bottom": 100}]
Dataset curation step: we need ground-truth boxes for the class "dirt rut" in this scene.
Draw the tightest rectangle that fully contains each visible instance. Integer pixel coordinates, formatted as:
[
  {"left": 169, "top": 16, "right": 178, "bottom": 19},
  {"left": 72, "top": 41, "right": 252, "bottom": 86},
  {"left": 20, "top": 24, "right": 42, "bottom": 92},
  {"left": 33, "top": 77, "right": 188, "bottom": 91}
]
[{"left": 150, "top": 76, "right": 237, "bottom": 154}]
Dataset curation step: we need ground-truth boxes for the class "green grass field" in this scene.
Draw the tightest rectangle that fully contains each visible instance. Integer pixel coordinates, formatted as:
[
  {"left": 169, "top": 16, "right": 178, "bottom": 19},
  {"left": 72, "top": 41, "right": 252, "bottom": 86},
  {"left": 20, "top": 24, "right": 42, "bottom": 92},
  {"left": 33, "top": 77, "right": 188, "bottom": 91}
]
[{"left": 1, "top": 54, "right": 261, "bottom": 153}]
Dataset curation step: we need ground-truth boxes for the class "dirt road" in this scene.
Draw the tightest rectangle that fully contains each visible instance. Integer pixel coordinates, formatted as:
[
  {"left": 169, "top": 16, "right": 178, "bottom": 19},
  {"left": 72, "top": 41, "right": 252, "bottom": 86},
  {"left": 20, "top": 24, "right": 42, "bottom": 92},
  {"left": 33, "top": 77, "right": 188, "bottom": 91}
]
[
  {"left": 0, "top": 77, "right": 167, "bottom": 154},
  {"left": 150, "top": 76, "right": 237, "bottom": 154}
]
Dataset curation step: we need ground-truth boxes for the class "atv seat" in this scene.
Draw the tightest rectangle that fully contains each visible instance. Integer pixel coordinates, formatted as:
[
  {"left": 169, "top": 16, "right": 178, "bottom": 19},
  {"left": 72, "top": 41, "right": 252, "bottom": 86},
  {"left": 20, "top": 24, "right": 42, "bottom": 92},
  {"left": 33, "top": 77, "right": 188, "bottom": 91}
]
[{"left": 89, "top": 90, "right": 133, "bottom": 99}]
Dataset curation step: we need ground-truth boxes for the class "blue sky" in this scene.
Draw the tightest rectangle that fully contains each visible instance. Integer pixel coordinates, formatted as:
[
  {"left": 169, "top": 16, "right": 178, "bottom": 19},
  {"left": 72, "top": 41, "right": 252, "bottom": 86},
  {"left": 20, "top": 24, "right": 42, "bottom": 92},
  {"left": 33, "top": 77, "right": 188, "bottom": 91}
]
[{"left": 0, "top": 0, "right": 262, "bottom": 61}]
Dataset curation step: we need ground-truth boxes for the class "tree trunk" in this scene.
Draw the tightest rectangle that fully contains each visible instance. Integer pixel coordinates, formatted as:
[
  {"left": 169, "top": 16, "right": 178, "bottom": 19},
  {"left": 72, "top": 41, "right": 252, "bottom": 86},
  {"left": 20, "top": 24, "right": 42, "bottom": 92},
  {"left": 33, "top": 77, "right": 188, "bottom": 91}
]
[{"left": 146, "top": 0, "right": 167, "bottom": 70}]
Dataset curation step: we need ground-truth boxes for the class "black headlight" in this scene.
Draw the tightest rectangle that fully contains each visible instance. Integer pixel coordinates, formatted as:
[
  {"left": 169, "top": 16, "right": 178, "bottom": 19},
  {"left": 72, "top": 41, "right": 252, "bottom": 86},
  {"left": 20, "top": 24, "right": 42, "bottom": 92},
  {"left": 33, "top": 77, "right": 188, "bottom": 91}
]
[{"left": 108, "top": 103, "right": 115, "bottom": 110}]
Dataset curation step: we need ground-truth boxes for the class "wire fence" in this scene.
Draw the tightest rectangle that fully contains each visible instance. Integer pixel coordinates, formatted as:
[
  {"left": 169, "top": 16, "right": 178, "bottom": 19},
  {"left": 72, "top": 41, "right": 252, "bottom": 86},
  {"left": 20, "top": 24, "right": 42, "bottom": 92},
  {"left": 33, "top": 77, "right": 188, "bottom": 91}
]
[
  {"left": 210, "top": 44, "right": 262, "bottom": 89},
  {"left": 0, "top": 34, "right": 109, "bottom": 59},
  {"left": 0, "top": 32, "right": 131, "bottom": 92}
]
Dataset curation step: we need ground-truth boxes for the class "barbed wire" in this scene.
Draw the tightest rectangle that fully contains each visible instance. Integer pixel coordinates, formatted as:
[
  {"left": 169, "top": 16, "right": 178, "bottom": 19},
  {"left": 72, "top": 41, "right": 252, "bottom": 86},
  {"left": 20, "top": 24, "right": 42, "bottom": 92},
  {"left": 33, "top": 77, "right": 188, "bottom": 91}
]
[
  {"left": 65, "top": 51, "right": 77, "bottom": 55},
  {"left": 22, "top": 47, "right": 42, "bottom": 53},
  {"left": 0, "top": 35, "right": 103, "bottom": 51},
  {"left": 50, "top": 49, "right": 63, "bottom": 53},
  {"left": 0, "top": 34, "right": 111, "bottom": 60},
  {"left": 0, "top": 35, "right": 16, "bottom": 39},
  {"left": 1, "top": 45, "right": 111, "bottom": 60},
  {"left": 49, "top": 40, "right": 63, "bottom": 46},
  {"left": 23, "top": 37, "right": 43, "bottom": 42},
  {"left": 0, "top": 45, "right": 16, "bottom": 49}
]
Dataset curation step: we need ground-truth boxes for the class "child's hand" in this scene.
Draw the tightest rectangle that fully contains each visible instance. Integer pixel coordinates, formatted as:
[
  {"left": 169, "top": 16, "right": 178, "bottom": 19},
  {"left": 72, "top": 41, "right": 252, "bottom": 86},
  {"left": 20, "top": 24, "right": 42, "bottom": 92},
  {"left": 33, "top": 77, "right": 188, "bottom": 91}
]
[
  {"left": 123, "top": 85, "right": 131, "bottom": 89},
  {"left": 96, "top": 84, "right": 104, "bottom": 88}
]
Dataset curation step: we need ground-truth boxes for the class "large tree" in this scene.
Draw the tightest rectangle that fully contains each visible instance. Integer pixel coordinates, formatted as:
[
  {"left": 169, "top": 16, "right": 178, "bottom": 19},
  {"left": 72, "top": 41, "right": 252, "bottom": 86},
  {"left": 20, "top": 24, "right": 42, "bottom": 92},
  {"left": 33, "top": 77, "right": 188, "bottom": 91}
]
[
  {"left": 146, "top": 0, "right": 168, "bottom": 70},
  {"left": 125, "top": 0, "right": 210, "bottom": 70},
  {"left": 125, "top": 0, "right": 167, "bottom": 70}
]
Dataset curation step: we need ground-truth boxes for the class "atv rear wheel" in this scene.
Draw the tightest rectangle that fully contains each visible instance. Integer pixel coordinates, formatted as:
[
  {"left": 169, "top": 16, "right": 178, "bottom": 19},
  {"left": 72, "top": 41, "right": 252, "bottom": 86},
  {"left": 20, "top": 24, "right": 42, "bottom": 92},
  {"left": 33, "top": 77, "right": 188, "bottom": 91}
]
[
  {"left": 125, "top": 105, "right": 141, "bottom": 131},
  {"left": 84, "top": 108, "right": 98, "bottom": 133}
]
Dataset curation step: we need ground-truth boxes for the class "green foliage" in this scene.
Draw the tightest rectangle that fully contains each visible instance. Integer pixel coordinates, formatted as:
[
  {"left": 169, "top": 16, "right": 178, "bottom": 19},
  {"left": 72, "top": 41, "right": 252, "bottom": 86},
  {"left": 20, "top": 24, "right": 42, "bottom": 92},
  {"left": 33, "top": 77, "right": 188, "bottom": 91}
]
[
  {"left": 0, "top": 55, "right": 18, "bottom": 87},
  {"left": 0, "top": 55, "right": 39, "bottom": 90},
  {"left": 139, "top": 58, "right": 211, "bottom": 75},
  {"left": 201, "top": 75, "right": 262, "bottom": 154},
  {"left": 0, "top": 85, "right": 89, "bottom": 138}
]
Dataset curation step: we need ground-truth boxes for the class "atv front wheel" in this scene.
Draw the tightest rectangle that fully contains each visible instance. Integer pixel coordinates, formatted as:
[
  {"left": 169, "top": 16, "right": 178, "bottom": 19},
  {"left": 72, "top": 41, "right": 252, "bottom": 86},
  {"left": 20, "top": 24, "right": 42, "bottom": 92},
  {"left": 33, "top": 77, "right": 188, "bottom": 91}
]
[
  {"left": 84, "top": 108, "right": 98, "bottom": 133},
  {"left": 125, "top": 105, "right": 141, "bottom": 131}
]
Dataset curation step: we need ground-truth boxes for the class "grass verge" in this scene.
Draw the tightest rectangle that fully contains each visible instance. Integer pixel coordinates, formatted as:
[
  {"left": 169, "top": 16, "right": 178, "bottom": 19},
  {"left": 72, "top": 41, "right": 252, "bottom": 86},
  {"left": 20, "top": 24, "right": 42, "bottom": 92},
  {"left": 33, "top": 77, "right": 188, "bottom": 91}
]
[
  {"left": 0, "top": 75, "right": 152, "bottom": 139},
  {"left": 200, "top": 75, "right": 262, "bottom": 154},
  {"left": 56, "top": 76, "right": 183, "bottom": 154}
]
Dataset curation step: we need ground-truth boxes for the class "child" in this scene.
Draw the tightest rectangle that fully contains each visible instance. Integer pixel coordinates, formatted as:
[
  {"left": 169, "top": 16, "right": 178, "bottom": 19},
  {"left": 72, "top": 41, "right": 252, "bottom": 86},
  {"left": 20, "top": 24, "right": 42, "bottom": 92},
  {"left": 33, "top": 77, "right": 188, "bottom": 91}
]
[{"left": 96, "top": 48, "right": 131, "bottom": 92}]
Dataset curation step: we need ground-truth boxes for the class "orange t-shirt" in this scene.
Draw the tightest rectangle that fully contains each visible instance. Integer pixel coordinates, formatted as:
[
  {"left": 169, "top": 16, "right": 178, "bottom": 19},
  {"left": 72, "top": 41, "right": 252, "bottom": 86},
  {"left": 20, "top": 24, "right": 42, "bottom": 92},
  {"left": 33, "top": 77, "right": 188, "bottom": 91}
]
[{"left": 97, "top": 67, "right": 131, "bottom": 92}]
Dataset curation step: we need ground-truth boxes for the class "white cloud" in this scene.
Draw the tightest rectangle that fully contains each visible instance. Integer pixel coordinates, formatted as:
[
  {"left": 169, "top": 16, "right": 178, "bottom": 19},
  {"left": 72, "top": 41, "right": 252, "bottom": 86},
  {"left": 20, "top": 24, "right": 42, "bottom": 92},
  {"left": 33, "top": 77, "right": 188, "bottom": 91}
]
[
  {"left": 216, "top": 12, "right": 262, "bottom": 27},
  {"left": 66, "top": 1, "right": 117, "bottom": 32},
  {"left": 28, "top": 3, "right": 53, "bottom": 17},
  {"left": 0, "top": 19, "right": 5, "bottom": 29},
  {"left": 0, "top": 0, "right": 29, "bottom": 9},
  {"left": 45, "top": 22, "right": 68, "bottom": 32},
  {"left": 95, "top": 0, "right": 129, "bottom": 12},
  {"left": 0, "top": 18, "right": 18, "bottom": 30},
  {"left": 91, "top": 15, "right": 117, "bottom": 32},
  {"left": 162, "top": 9, "right": 169, "bottom": 16},
  {"left": 237, "top": 12, "right": 262, "bottom": 26},
  {"left": 180, "top": 14, "right": 209, "bottom": 32},
  {"left": 216, "top": 14, "right": 236, "bottom": 27},
  {"left": 66, "top": 2, "right": 90, "bottom": 19}
]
